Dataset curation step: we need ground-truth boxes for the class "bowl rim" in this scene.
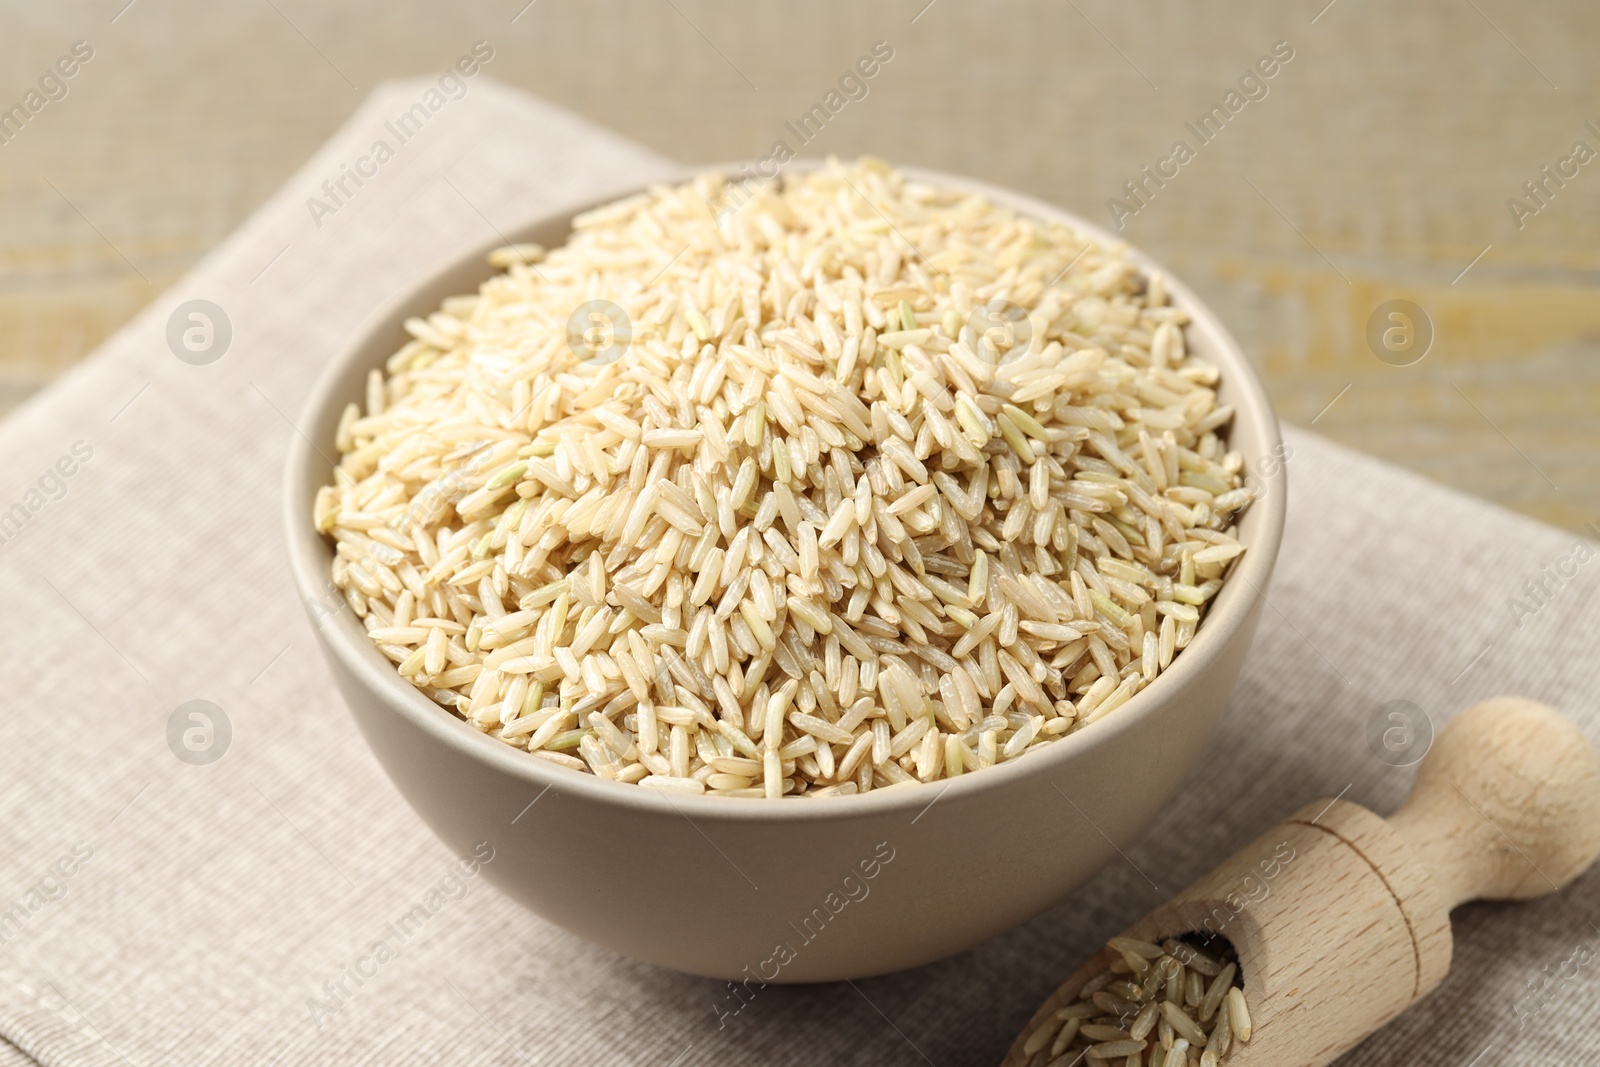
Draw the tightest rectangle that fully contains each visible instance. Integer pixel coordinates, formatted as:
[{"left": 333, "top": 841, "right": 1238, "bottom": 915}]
[{"left": 283, "top": 159, "right": 1286, "bottom": 823}]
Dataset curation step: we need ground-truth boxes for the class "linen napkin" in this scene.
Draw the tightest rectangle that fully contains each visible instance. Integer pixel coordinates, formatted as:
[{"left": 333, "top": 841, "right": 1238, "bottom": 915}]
[{"left": 0, "top": 76, "right": 1595, "bottom": 1066}]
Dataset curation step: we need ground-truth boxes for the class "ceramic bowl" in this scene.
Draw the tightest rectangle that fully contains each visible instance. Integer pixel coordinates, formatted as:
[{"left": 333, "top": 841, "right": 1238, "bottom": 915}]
[{"left": 283, "top": 163, "right": 1286, "bottom": 982}]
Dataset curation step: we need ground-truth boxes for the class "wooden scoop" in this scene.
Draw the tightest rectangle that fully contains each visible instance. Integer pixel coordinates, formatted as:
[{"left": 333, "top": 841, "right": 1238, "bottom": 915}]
[{"left": 1003, "top": 696, "right": 1600, "bottom": 1067}]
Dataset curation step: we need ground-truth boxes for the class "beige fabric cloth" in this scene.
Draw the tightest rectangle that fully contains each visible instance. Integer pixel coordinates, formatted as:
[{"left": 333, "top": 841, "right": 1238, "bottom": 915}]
[{"left": 0, "top": 77, "right": 1595, "bottom": 1066}]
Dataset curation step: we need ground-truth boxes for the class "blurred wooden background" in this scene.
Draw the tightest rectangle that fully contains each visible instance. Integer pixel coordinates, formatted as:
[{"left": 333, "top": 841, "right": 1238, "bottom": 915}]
[{"left": 1, "top": 0, "right": 1595, "bottom": 529}]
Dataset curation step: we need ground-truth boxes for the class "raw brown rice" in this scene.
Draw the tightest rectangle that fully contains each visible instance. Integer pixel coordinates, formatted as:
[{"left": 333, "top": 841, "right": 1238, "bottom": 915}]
[
  {"left": 315, "top": 158, "right": 1252, "bottom": 797},
  {"left": 1018, "top": 937, "right": 1249, "bottom": 1066}
]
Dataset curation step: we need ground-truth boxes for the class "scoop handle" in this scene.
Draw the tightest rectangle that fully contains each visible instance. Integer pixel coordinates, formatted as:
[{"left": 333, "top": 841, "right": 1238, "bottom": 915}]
[{"left": 1387, "top": 696, "right": 1600, "bottom": 911}]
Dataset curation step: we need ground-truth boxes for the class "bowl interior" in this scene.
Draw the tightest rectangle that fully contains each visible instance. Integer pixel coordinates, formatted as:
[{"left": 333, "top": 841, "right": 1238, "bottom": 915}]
[{"left": 283, "top": 160, "right": 1286, "bottom": 824}]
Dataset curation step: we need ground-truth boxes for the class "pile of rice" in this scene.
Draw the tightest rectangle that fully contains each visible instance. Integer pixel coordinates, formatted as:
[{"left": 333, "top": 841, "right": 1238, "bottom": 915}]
[
  {"left": 1018, "top": 937, "right": 1250, "bottom": 1066},
  {"left": 314, "top": 158, "right": 1252, "bottom": 798}
]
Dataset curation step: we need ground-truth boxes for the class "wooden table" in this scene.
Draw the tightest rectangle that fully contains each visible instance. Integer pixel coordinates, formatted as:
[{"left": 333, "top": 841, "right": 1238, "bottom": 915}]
[{"left": 2, "top": 0, "right": 1595, "bottom": 529}]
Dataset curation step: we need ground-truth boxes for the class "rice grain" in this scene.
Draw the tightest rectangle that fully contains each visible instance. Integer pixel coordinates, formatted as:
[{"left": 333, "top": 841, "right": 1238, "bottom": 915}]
[{"left": 1020, "top": 935, "right": 1248, "bottom": 1066}]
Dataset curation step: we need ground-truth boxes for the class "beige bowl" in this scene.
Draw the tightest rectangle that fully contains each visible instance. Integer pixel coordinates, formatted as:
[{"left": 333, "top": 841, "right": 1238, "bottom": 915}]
[{"left": 284, "top": 163, "right": 1286, "bottom": 982}]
